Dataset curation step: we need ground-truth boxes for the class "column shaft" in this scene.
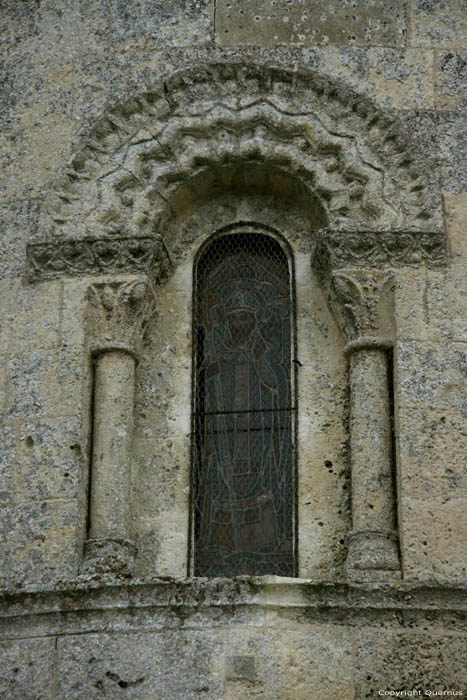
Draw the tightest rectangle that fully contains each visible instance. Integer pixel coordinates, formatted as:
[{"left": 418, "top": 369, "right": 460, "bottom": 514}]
[
  {"left": 350, "top": 349, "right": 394, "bottom": 531},
  {"left": 82, "top": 350, "right": 136, "bottom": 575},
  {"left": 90, "top": 350, "right": 135, "bottom": 540},
  {"left": 346, "top": 347, "right": 400, "bottom": 580}
]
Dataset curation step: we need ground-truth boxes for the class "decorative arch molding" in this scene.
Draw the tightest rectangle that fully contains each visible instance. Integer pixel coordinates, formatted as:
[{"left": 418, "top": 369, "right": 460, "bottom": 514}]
[{"left": 29, "top": 61, "right": 446, "bottom": 282}]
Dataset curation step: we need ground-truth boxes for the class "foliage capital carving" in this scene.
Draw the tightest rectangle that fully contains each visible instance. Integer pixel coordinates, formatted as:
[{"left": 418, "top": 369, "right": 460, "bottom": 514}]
[
  {"left": 86, "top": 245, "right": 168, "bottom": 359},
  {"left": 328, "top": 268, "right": 396, "bottom": 343}
]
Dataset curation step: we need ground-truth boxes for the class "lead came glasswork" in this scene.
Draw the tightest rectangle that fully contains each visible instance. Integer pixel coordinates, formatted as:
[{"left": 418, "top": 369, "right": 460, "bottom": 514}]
[{"left": 193, "top": 233, "right": 295, "bottom": 576}]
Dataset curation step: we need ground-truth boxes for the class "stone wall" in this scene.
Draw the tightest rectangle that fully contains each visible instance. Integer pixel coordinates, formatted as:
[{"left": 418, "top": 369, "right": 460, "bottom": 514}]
[{"left": 1, "top": 1, "right": 466, "bottom": 697}]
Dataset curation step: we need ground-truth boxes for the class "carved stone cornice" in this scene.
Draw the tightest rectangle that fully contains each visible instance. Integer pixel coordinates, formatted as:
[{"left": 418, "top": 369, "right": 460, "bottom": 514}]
[
  {"left": 312, "top": 230, "right": 447, "bottom": 271},
  {"left": 327, "top": 268, "right": 395, "bottom": 345},
  {"left": 27, "top": 235, "right": 173, "bottom": 282}
]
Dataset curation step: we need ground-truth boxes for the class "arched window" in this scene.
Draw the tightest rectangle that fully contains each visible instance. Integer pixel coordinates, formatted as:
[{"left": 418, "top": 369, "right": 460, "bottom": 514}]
[{"left": 191, "top": 229, "right": 297, "bottom": 576}]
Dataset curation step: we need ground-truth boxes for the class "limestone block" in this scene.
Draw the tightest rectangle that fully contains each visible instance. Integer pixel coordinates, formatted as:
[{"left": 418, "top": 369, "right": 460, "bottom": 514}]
[
  {"left": 354, "top": 628, "right": 467, "bottom": 694},
  {"left": 216, "top": 0, "right": 407, "bottom": 48},
  {"left": 57, "top": 625, "right": 354, "bottom": 699},
  {"left": 132, "top": 434, "right": 190, "bottom": 519},
  {"left": 425, "top": 266, "right": 467, "bottom": 341},
  {"left": 134, "top": 510, "right": 189, "bottom": 578},
  {"left": 444, "top": 189, "right": 467, "bottom": 262},
  {"left": 132, "top": 519, "right": 163, "bottom": 578},
  {"left": 136, "top": 360, "right": 192, "bottom": 434},
  {"left": 12, "top": 415, "right": 87, "bottom": 504},
  {"left": 0, "top": 638, "right": 58, "bottom": 700},
  {"left": 70, "top": 53, "right": 114, "bottom": 133},
  {"left": 401, "top": 495, "right": 467, "bottom": 581},
  {"left": 394, "top": 266, "right": 467, "bottom": 343},
  {"left": 0, "top": 201, "right": 40, "bottom": 279},
  {"left": 366, "top": 47, "right": 435, "bottom": 109},
  {"left": 11, "top": 280, "right": 62, "bottom": 352},
  {"left": 5, "top": 349, "right": 87, "bottom": 422},
  {"left": 409, "top": 0, "right": 467, "bottom": 48},
  {"left": 58, "top": 630, "right": 224, "bottom": 699},
  {"left": 76, "top": 0, "right": 112, "bottom": 58},
  {"left": 110, "top": 0, "right": 211, "bottom": 50},
  {"left": 0, "top": 286, "right": 11, "bottom": 424},
  {"left": 133, "top": 347, "right": 192, "bottom": 570},
  {"left": 435, "top": 51, "right": 467, "bottom": 110},
  {"left": 436, "top": 111, "right": 467, "bottom": 195},
  {"left": 310, "top": 46, "right": 435, "bottom": 110},
  {"left": 398, "top": 406, "right": 467, "bottom": 500},
  {"left": 1, "top": 46, "right": 75, "bottom": 202},
  {"left": 6, "top": 350, "right": 58, "bottom": 420},
  {"left": 10, "top": 0, "right": 78, "bottom": 65},
  {"left": 223, "top": 627, "right": 354, "bottom": 700},
  {"left": 297, "top": 365, "right": 350, "bottom": 579},
  {"left": 0, "top": 422, "right": 16, "bottom": 507},
  {"left": 394, "top": 267, "right": 429, "bottom": 342},
  {"left": 173, "top": 195, "right": 311, "bottom": 263},
  {"left": 0, "top": 1, "right": 37, "bottom": 65},
  {"left": 0, "top": 498, "right": 82, "bottom": 587},
  {"left": 61, "top": 280, "right": 90, "bottom": 350},
  {"left": 146, "top": 294, "right": 192, "bottom": 366},
  {"left": 396, "top": 339, "right": 467, "bottom": 415}
]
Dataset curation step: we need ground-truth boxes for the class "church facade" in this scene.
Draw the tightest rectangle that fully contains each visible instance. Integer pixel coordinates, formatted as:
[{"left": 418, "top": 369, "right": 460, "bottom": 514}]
[{"left": 1, "top": 2, "right": 466, "bottom": 697}]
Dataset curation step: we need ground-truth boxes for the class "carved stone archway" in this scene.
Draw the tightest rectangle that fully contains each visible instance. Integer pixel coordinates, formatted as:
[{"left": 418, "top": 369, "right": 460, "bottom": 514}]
[
  {"left": 33, "top": 62, "right": 443, "bottom": 248},
  {"left": 26, "top": 62, "right": 447, "bottom": 579}
]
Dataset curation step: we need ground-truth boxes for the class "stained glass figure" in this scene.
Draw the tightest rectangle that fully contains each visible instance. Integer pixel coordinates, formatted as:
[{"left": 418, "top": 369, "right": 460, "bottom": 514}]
[{"left": 192, "top": 233, "right": 295, "bottom": 576}]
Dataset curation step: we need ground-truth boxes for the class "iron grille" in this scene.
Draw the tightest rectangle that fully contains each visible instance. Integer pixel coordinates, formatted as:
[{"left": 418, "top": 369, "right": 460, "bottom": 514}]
[{"left": 192, "top": 232, "right": 296, "bottom": 576}]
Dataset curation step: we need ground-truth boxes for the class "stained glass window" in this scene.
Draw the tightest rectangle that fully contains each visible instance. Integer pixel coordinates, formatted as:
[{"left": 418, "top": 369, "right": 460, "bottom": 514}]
[{"left": 192, "top": 232, "right": 296, "bottom": 576}]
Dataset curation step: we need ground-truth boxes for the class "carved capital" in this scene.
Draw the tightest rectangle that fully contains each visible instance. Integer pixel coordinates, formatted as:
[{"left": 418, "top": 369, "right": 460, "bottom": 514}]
[
  {"left": 85, "top": 237, "right": 171, "bottom": 358},
  {"left": 328, "top": 268, "right": 395, "bottom": 343},
  {"left": 87, "top": 274, "right": 156, "bottom": 359}
]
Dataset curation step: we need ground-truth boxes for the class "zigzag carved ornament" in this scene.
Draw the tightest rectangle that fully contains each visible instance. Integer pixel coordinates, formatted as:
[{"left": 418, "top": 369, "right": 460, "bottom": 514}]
[{"left": 37, "top": 62, "right": 443, "bottom": 253}]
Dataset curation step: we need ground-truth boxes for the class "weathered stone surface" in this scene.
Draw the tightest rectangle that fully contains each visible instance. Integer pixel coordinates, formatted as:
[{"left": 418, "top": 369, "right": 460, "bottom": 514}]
[
  {"left": 435, "top": 51, "right": 467, "bottom": 110},
  {"left": 58, "top": 630, "right": 223, "bottom": 699},
  {"left": 0, "top": 498, "right": 82, "bottom": 587},
  {"left": 444, "top": 190, "right": 467, "bottom": 261},
  {"left": 111, "top": 0, "right": 212, "bottom": 49},
  {"left": 0, "top": 200, "right": 40, "bottom": 279},
  {"left": 436, "top": 111, "right": 467, "bottom": 195},
  {"left": 401, "top": 495, "right": 467, "bottom": 583},
  {"left": 409, "top": 0, "right": 467, "bottom": 49},
  {"left": 216, "top": 0, "right": 407, "bottom": 48},
  {"left": 397, "top": 340, "right": 467, "bottom": 414},
  {"left": 354, "top": 629, "right": 467, "bottom": 695},
  {"left": 0, "top": 638, "right": 59, "bottom": 700},
  {"left": 393, "top": 266, "right": 467, "bottom": 343},
  {"left": 398, "top": 406, "right": 467, "bottom": 500}
]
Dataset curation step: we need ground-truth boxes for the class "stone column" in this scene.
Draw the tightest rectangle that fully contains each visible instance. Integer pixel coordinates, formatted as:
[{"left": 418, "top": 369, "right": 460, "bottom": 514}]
[
  {"left": 330, "top": 269, "right": 401, "bottom": 581},
  {"left": 81, "top": 277, "right": 156, "bottom": 576}
]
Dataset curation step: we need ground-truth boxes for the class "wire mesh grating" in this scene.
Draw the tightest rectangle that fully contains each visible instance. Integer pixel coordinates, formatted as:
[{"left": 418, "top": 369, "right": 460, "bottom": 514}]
[{"left": 192, "top": 232, "right": 296, "bottom": 577}]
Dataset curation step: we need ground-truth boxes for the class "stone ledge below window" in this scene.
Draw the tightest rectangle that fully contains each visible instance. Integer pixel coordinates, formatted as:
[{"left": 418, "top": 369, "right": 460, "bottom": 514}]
[{"left": 1, "top": 577, "right": 466, "bottom": 640}]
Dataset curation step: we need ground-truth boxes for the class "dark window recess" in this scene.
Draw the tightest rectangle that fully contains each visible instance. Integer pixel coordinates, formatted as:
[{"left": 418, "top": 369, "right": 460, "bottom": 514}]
[{"left": 192, "top": 233, "right": 295, "bottom": 576}]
